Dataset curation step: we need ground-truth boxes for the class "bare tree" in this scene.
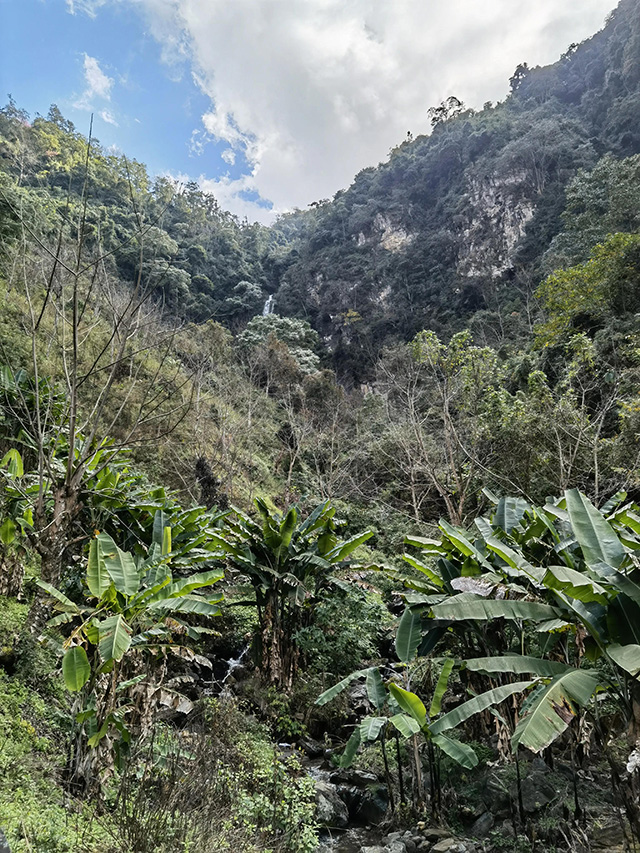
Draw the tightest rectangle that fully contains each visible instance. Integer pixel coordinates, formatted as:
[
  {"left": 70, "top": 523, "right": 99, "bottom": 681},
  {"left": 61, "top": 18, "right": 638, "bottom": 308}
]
[{"left": 0, "top": 125, "right": 193, "bottom": 603}]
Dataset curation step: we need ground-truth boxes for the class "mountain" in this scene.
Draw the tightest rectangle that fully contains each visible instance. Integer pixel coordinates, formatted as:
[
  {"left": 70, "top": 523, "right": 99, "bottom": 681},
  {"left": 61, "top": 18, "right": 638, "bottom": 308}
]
[{"left": 267, "top": 0, "right": 640, "bottom": 380}]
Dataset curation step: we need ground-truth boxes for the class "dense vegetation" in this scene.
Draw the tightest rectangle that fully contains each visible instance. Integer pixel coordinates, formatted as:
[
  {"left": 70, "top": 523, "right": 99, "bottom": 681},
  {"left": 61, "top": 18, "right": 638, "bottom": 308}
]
[{"left": 1, "top": 1, "right": 640, "bottom": 851}]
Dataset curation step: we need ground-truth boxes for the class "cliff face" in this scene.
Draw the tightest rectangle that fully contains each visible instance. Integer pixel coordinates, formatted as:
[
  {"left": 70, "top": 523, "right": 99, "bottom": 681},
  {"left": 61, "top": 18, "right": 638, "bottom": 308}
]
[
  {"left": 457, "top": 172, "right": 535, "bottom": 279},
  {"left": 269, "top": 0, "right": 640, "bottom": 377}
]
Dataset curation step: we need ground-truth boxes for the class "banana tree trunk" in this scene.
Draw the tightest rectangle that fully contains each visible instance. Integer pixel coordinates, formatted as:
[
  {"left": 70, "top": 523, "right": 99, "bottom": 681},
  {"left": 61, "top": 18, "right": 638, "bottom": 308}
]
[
  {"left": 0, "top": 547, "right": 23, "bottom": 598},
  {"left": 259, "top": 590, "right": 297, "bottom": 690}
]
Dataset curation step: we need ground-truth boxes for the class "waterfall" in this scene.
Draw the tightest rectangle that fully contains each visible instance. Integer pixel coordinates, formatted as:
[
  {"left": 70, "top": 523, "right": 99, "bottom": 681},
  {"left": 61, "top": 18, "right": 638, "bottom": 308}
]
[
  {"left": 263, "top": 294, "right": 275, "bottom": 316},
  {"left": 220, "top": 644, "right": 250, "bottom": 693}
]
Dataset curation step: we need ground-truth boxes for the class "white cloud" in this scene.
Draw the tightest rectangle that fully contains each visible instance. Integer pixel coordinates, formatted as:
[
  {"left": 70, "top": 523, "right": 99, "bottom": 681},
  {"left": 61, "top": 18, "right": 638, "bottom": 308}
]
[
  {"left": 66, "top": 0, "right": 109, "bottom": 18},
  {"left": 199, "top": 173, "right": 274, "bottom": 224},
  {"left": 100, "top": 109, "right": 119, "bottom": 126},
  {"left": 221, "top": 149, "right": 236, "bottom": 166},
  {"left": 77, "top": 0, "right": 618, "bottom": 221},
  {"left": 75, "top": 54, "right": 114, "bottom": 110}
]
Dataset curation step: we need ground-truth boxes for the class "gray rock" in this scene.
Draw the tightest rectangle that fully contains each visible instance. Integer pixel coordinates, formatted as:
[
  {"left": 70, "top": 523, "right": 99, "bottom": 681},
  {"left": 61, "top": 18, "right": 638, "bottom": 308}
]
[
  {"left": 360, "top": 848, "right": 387, "bottom": 853},
  {"left": 338, "top": 782, "right": 388, "bottom": 825},
  {"left": 330, "top": 768, "right": 379, "bottom": 786},
  {"left": 0, "top": 830, "right": 10, "bottom": 853},
  {"left": 384, "top": 831, "right": 403, "bottom": 843},
  {"left": 520, "top": 770, "right": 558, "bottom": 813},
  {"left": 300, "top": 737, "right": 325, "bottom": 758},
  {"left": 348, "top": 682, "right": 371, "bottom": 712},
  {"left": 470, "top": 810, "right": 494, "bottom": 838},
  {"left": 388, "top": 843, "right": 408, "bottom": 853},
  {"left": 315, "top": 780, "right": 349, "bottom": 828},
  {"left": 530, "top": 755, "right": 549, "bottom": 774},
  {"left": 591, "top": 817, "right": 628, "bottom": 851},
  {"left": 401, "top": 832, "right": 417, "bottom": 853},
  {"left": 431, "top": 840, "right": 456, "bottom": 853},
  {"left": 423, "top": 828, "right": 451, "bottom": 841},
  {"left": 482, "top": 772, "right": 511, "bottom": 816},
  {"left": 498, "top": 819, "right": 516, "bottom": 838}
]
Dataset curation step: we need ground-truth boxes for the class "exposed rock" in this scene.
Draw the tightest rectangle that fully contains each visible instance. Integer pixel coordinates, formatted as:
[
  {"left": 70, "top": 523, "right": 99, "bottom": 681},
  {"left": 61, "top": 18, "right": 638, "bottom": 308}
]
[
  {"left": 520, "top": 770, "right": 558, "bottom": 813},
  {"left": 457, "top": 171, "right": 534, "bottom": 279},
  {"left": 337, "top": 782, "right": 389, "bottom": 825},
  {"left": 431, "top": 839, "right": 457, "bottom": 853},
  {"left": 300, "top": 736, "right": 325, "bottom": 758},
  {"left": 498, "top": 819, "right": 516, "bottom": 838},
  {"left": 470, "top": 810, "right": 494, "bottom": 838},
  {"left": 590, "top": 816, "right": 630, "bottom": 852},
  {"left": 388, "top": 843, "right": 408, "bottom": 853},
  {"left": 360, "top": 847, "right": 387, "bottom": 853},
  {"left": 357, "top": 213, "right": 414, "bottom": 252},
  {"left": 348, "top": 682, "right": 371, "bottom": 715},
  {"left": 0, "top": 830, "right": 10, "bottom": 853},
  {"left": 423, "top": 828, "right": 452, "bottom": 841},
  {"left": 481, "top": 772, "right": 512, "bottom": 816},
  {"left": 315, "top": 779, "right": 349, "bottom": 828},
  {"left": 401, "top": 830, "right": 417, "bottom": 853},
  {"left": 330, "top": 769, "right": 379, "bottom": 786}
]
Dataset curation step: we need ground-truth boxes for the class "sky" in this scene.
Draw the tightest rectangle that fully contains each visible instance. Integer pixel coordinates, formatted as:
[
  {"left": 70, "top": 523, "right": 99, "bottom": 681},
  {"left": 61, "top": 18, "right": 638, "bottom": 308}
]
[{"left": 0, "top": 0, "right": 618, "bottom": 223}]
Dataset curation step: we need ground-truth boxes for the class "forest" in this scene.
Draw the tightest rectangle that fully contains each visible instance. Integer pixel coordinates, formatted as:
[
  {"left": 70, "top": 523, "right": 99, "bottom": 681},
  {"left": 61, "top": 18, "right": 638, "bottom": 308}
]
[{"left": 1, "top": 0, "right": 640, "bottom": 851}]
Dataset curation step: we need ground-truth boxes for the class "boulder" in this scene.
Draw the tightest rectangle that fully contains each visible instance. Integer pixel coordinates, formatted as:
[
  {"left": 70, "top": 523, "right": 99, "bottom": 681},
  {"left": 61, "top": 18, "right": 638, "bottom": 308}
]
[
  {"left": 520, "top": 771, "right": 558, "bottom": 814},
  {"left": 423, "top": 828, "right": 452, "bottom": 841},
  {"left": 328, "top": 767, "right": 388, "bottom": 825},
  {"left": 330, "top": 768, "right": 379, "bottom": 786},
  {"left": 431, "top": 840, "right": 457, "bottom": 853},
  {"left": 361, "top": 848, "right": 387, "bottom": 853},
  {"left": 299, "top": 736, "right": 325, "bottom": 758},
  {"left": 315, "top": 780, "right": 349, "bottom": 828},
  {"left": 482, "top": 772, "right": 511, "bottom": 817},
  {"left": 470, "top": 811, "right": 494, "bottom": 838},
  {"left": 591, "top": 817, "right": 629, "bottom": 852},
  {"left": 401, "top": 831, "right": 417, "bottom": 853}
]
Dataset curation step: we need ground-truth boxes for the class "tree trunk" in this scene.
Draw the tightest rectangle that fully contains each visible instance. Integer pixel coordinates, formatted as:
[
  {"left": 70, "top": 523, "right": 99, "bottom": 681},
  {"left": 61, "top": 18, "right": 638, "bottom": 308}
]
[
  {"left": 26, "top": 484, "right": 83, "bottom": 632},
  {"left": 0, "top": 547, "right": 24, "bottom": 598},
  {"left": 259, "top": 591, "right": 296, "bottom": 690}
]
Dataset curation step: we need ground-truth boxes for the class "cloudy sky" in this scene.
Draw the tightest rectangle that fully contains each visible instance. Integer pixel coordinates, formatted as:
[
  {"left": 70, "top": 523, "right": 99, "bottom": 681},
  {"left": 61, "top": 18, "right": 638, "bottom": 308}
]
[{"left": 1, "top": 0, "right": 617, "bottom": 222}]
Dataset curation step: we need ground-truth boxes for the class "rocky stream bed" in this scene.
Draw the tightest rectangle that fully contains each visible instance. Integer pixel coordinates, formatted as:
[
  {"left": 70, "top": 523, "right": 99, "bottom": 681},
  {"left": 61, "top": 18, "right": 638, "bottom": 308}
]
[{"left": 297, "top": 741, "right": 633, "bottom": 853}]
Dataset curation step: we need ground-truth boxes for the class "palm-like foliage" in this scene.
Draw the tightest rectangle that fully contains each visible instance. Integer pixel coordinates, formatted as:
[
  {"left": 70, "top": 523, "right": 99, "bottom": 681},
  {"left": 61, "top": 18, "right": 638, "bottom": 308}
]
[
  {"left": 39, "top": 514, "right": 223, "bottom": 786},
  {"left": 217, "top": 499, "right": 373, "bottom": 688},
  {"left": 400, "top": 489, "right": 640, "bottom": 756}
]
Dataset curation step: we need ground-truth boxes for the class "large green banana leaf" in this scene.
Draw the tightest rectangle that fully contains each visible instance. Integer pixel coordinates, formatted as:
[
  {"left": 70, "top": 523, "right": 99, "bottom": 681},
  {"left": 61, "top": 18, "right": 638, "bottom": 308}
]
[
  {"left": 566, "top": 488, "right": 625, "bottom": 570},
  {"left": 395, "top": 607, "right": 422, "bottom": 662},
  {"left": 494, "top": 497, "right": 530, "bottom": 534},
  {"left": 465, "top": 655, "right": 574, "bottom": 677},
  {"left": 511, "top": 669, "right": 600, "bottom": 753},
  {"left": 430, "top": 681, "right": 534, "bottom": 735},
  {"left": 431, "top": 596, "right": 561, "bottom": 622},
  {"left": 432, "top": 734, "right": 478, "bottom": 769},
  {"left": 315, "top": 668, "right": 373, "bottom": 706}
]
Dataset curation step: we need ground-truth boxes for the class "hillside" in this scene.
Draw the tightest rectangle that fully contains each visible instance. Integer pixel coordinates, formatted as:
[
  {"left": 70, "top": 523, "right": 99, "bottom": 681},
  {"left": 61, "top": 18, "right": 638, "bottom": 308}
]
[
  {"left": 2, "top": 3, "right": 640, "bottom": 853},
  {"left": 268, "top": 0, "right": 640, "bottom": 379}
]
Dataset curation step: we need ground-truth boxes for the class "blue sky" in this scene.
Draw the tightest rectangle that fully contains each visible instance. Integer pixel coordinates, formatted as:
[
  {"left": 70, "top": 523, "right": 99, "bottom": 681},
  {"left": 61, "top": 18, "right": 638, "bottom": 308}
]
[
  {"left": 0, "top": 0, "right": 618, "bottom": 222},
  {"left": 0, "top": 0, "right": 255, "bottom": 198}
]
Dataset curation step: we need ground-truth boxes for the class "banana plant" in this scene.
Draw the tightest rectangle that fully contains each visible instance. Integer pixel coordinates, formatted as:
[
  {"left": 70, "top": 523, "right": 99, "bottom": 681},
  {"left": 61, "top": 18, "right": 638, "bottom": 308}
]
[
  {"left": 215, "top": 498, "right": 373, "bottom": 688},
  {"left": 401, "top": 489, "right": 640, "bottom": 757},
  {"left": 316, "top": 605, "right": 485, "bottom": 814},
  {"left": 39, "top": 515, "right": 223, "bottom": 783}
]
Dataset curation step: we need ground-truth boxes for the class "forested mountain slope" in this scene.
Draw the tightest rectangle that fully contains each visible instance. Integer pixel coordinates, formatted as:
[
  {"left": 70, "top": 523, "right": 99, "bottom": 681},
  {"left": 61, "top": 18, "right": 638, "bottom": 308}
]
[
  {"left": 3, "top": 8, "right": 640, "bottom": 851},
  {"left": 269, "top": 0, "right": 640, "bottom": 379},
  {"left": 1, "top": 0, "right": 640, "bottom": 533}
]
